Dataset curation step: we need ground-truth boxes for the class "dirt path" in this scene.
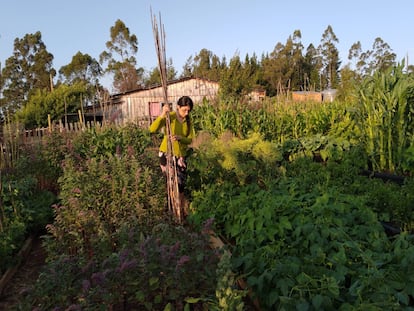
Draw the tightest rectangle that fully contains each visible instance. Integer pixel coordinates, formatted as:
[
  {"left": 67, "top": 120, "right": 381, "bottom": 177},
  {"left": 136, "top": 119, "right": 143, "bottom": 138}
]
[{"left": 0, "top": 235, "right": 47, "bottom": 310}]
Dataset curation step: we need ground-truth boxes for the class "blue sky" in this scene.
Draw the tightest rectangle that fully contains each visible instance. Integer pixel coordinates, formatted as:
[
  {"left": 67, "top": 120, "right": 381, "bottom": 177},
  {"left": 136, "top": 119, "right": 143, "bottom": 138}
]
[{"left": 1, "top": 0, "right": 413, "bottom": 91}]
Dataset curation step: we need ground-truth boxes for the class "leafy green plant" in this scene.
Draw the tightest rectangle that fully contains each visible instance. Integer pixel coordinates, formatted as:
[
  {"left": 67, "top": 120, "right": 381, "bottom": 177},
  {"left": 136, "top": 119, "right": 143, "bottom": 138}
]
[
  {"left": 46, "top": 151, "right": 164, "bottom": 260},
  {"left": 0, "top": 174, "right": 55, "bottom": 274},
  {"left": 189, "top": 134, "right": 414, "bottom": 310},
  {"left": 211, "top": 249, "right": 247, "bottom": 311}
]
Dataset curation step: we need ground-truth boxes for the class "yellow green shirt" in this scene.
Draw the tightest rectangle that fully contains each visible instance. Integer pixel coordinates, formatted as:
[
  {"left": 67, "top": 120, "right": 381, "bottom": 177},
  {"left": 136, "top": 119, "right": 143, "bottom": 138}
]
[{"left": 149, "top": 111, "right": 195, "bottom": 157}]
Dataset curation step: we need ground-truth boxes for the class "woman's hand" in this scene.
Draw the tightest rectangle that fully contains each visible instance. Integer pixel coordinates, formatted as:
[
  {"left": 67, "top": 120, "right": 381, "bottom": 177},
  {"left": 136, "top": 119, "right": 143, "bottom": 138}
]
[
  {"left": 171, "top": 135, "right": 182, "bottom": 141},
  {"left": 161, "top": 103, "right": 170, "bottom": 117}
]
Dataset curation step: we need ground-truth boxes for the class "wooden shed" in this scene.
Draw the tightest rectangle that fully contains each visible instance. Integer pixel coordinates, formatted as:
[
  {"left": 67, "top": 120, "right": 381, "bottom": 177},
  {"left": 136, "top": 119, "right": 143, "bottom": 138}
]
[
  {"left": 292, "top": 89, "right": 337, "bottom": 103},
  {"left": 291, "top": 91, "right": 322, "bottom": 102},
  {"left": 93, "top": 77, "right": 219, "bottom": 126}
]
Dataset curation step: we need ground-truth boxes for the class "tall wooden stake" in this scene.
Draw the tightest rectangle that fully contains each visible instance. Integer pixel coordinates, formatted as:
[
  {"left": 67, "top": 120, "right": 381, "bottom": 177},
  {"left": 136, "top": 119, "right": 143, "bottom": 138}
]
[{"left": 151, "top": 10, "right": 182, "bottom": 223}]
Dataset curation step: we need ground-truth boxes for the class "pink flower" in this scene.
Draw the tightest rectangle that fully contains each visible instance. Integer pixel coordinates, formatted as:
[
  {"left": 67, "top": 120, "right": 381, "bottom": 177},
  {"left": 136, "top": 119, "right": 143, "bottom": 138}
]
[{"left": 176, "top": 255, "right": 190, "bottom": 269}]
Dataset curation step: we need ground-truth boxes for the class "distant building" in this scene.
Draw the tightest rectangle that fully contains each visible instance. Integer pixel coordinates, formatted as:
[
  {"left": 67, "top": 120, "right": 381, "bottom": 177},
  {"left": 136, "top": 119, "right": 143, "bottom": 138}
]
[
  {"left": 321, "top": 89, "right": 337, "bottom": 103},
  {"left": 291, "top": 91, "right": 322, "bottom": 102},
  {"left": 291, "top": 89, "right": 337, "bottom": 103}
]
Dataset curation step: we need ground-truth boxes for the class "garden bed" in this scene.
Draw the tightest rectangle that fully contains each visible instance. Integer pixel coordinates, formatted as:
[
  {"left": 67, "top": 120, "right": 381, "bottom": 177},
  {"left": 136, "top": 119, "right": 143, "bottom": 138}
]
[{"left": 0, "top": 235, "right": 46, "bottom": 310}]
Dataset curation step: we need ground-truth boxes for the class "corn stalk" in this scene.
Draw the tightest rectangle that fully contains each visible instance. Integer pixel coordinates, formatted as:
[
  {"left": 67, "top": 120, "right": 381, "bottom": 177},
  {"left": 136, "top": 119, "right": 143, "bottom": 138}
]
[{"left": 357, "top": 63, "right": 414, "bottom": 173}]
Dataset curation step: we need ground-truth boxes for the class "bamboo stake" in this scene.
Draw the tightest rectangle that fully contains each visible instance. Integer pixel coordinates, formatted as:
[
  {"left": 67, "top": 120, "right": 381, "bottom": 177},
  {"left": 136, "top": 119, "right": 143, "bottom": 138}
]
[{"left": 151, "top": 9, "right": 182, "bottom": 223}]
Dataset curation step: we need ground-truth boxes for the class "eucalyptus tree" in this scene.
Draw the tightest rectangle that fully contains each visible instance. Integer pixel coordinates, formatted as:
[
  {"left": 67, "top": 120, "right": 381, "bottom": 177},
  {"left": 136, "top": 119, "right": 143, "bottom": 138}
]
[
  {"left": 261, "top": 42, "right": 288, "bottom": 96},
  {"left": 218, "top": 53, "right": 260, "bottom": 101},
  {"left": 303, "top": 43, "right": 322, "bottom": 91},
  {"left": 181, "top": 56, "right": 194, "bottom": 78},
  {"left": 261, "top": 30, "right": 306, "bottom": 95},
  {"left": 219, "top": 54, "right": 245, "bottom": 100},
  {"left": 348, "top": 37, "right": 396, "bottom": 78},
  {"left": 187, "top": 48, "right": 225, "bottom": 81},
  {"left": 285, "top": 30, "right": 305, "bottom": 91},
  {"left": 336, "top": 64, "right": 359, "bottom": 103},
  {"left": 99, "top": 19, "right": 144, "bottom": 93},
  {"left": 348, "top": 41, "right": 366, "bottom": 80},
  {"left": 244, "top": 53, "right": 261, "bottom": 90},
  {"left": 0, "top": 31, "right": 55, "bottom": 118},
  {"left": 58, "top": 51, "right": 106, "bottom": 109},
  {"left": 59, "top": 52, "right": 102, "bottom": 86},
  {"left": 318, "top": 25, "right": 341, "bottom": 89}
]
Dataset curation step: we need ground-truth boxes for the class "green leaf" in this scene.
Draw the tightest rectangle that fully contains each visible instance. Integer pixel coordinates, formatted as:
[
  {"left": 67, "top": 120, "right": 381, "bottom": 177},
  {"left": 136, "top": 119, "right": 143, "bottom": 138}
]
[
  {"left": 279, "top": 216, "right": 292, "bottom": 232},
  {"left": 185, "top": 297, "right": 203, "bottom": 303},
  {"left": 149, "top": 277, "right": 159, "bottom": 290},
  {"left": 154, "top": 294, "right": 162, "bottom": 304},
  {"left": 135, "top": 290, "right": 145, "bottom": 302},
  {"left": 296, "top": 300, "right": 310, "bottom": 311},
  {"left": 327, "top": 277, "right": 340, "bottom": 297},
  {"left": 312, "top": 294, "right": 324, "bottom": 309},
  {"left": 396, "top": 291, "right": 409, "bottom": 305}
]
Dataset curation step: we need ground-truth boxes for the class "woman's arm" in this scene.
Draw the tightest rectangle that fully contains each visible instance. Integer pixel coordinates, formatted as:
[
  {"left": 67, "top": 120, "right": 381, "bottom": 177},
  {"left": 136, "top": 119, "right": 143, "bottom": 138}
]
[{"left": 149, "top": 104, "right": 170, "bottom": 133}]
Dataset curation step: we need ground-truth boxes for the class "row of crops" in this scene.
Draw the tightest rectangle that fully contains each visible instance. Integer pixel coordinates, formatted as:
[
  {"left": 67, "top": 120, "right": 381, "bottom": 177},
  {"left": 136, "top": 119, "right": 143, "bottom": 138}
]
[{"left": 1, "top": 63, "right": 414, "bottom": 310}]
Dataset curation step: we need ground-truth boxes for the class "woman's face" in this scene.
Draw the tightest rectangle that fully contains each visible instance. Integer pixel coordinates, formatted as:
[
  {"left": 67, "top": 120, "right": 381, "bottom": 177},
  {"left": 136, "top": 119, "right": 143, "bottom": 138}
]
[{"left": 177, "top": 105, "right": 191, "bottom": 119}]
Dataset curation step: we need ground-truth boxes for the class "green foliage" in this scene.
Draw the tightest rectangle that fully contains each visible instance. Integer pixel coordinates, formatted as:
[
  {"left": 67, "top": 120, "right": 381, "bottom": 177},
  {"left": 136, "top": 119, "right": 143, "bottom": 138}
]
[
  {"left": 1, "top": 31, "right": 55, "bottom": 117},
  {"left": 219, "top": 54, "right": 260, "bottom": 100},
  {"left": 0, "top": 173, "right": 55, "bottom": 274},
  {"left": 211, "top": 250, "right": 247, "bottom": 311},
  {"left": 15, "top": 82, "right": 89, "bottom": 128},
  {"left": 0, "top": 218, "right": 26, "bottom": 275},
  {"left": 10, "top": 123, "right": 229, "bottom": 310},
  {"left": 356, "top": 63, "right": 414, "bottom": 173},
  {"left": 189, "top": 134, "right": 414, "bottom": 310},
  {"left": 59, "top": 51, "right": 102, "bottom": 85},
  {"left": 188, "top": 131, "right": 282, "bottom": 191},
  {"left": 99, "top": 19, "right": 142, "bottom": 92},
  {"left": 4, "top": 67, "right": 414, "bottom": 309},
  {"left": 70, "top": 122, "right": 152, "bottom": 160},
  {"left": 192, "top": 98, "right": 355, "bottom": 146},
  {"left": 47, "top": 150, "right": 163, "bottom": 260}
]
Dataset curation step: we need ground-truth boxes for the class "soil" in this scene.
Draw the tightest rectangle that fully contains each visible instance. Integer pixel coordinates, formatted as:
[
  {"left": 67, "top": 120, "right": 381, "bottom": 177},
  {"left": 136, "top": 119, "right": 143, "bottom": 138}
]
[{"left": 0, "top": 235, "right": 47, "bottom": 310}]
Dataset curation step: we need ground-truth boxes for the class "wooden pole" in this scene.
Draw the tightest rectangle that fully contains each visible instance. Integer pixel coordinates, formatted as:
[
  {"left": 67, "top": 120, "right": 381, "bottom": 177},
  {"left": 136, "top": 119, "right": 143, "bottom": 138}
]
[
  {"left": 48, "top": 114, "right": 52, "bottom": 132},
  {"left": 151, "top": 9, "right": 182, "bottom": 223}
]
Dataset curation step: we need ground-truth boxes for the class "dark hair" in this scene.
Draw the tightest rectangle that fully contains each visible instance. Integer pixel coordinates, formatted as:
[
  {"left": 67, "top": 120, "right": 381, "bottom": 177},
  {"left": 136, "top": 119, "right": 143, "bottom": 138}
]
[
  {"left": 177, "top": 96, "right": 193, "bottom": 136},
  {"left": 177, "top": 96, "right": 193, "bottom": 111}
]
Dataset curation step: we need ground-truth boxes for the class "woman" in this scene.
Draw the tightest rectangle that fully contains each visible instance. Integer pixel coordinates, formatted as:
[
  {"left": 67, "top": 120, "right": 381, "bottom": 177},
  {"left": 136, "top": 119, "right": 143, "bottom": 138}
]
[{"left": 149, "top": 96, "right": 195, "bottom": 217}]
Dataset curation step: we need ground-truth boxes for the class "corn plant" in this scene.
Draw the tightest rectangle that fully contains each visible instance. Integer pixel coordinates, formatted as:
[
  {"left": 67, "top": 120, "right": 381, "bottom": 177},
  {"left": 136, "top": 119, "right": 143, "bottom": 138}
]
[
  {"left": 356, "top": 63, "right": 414, "bottom": 173},
  {"left": 0, "top": 121, "right": 22, "bottom": 170}
]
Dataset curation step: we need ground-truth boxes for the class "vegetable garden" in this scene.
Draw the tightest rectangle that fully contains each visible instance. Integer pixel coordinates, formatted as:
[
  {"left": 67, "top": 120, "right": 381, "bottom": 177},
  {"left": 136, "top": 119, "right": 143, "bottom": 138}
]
[{"left": 2, "top": 64, "right": 414, "bottom": 310}]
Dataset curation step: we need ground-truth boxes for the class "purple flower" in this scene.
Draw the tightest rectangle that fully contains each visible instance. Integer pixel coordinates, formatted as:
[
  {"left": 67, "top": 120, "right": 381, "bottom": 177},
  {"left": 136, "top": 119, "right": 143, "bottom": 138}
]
[
  {"left": 91, "top": 272, "right": 105, "bottom": 286},
  {"left": 170, "top": 241, "right": 180, "bottom": 254},
  {"left": 81, "top": 260, "right": 94, "bottom": 274},
  {"left": 202, "top": 218, "right": 215, "bottom": 234},
  {"left": 118, "top": 259, "right": 138, "bottom": 272},
  {"left": 176, "top": 255, "right": 190, "bottom": 269},
  {"left": 127, "top": 145, "right": 135, "bottom": 157},
  {"left": 82, "top": 279, "right": 91, "bottom": 293},
  {"left": 116, "top": 145, "right": 122, "bottom": 157}
]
